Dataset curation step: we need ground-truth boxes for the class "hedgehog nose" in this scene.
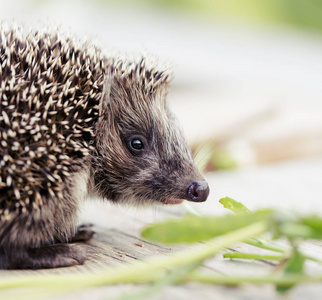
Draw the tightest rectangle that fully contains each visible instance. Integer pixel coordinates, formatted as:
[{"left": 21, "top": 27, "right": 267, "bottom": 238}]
[{"left": 186, "top": 181, "right": 210, "bottom": 202}]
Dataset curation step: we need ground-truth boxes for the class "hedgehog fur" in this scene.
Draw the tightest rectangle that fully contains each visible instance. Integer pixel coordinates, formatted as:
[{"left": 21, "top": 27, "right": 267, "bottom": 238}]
[{"left": 0, "top": 25, "right": 209, "bottom": 269}]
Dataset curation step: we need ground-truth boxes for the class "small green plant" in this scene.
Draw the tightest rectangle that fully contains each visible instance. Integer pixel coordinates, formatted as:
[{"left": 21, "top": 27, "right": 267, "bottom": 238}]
[
  {"left": 2, "top": 197, "right": 322, "bottom": 299},
  {"left": 142, "top": 197, "right": 322, "bottom": 293}
]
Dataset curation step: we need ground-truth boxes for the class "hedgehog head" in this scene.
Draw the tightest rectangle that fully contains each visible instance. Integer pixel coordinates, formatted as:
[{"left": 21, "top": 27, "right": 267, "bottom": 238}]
[{"left": 92, "top": 59, "right": 209, "bottom": 205}]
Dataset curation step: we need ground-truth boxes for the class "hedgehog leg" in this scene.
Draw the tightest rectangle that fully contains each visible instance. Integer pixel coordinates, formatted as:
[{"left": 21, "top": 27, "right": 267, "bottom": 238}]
[
  {"left": 27, "top": 244, "right": 89, "bottom": 269},
  {"left": 71, "top": 224, "right": 96, "bottom": 242},
  {"left": 0, "top": 244, "right": 89, "bottom": 269}
]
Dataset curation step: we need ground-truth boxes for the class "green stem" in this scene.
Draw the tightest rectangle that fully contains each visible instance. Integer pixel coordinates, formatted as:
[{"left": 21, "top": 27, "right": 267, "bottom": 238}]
[
  {"left": 111, "top": 262, "right": 200, "bottom": 300},
  {"left": 0, "top": 221, "right": 268, "bottom": 291},
  {"left": 188, "top": 272, "right": 322, "bottom": 286},
  {"left": 245, "top": 238, "right": 287, "bottom": 254},
  {"left": 300, "top": 253, "right": 322, "bottom": 264},
  {"left": 224, "top": 252, "right": 283, "bottom": 260},
  {"left": 245, "top": 238, "right": 322, "bottom": 264}
]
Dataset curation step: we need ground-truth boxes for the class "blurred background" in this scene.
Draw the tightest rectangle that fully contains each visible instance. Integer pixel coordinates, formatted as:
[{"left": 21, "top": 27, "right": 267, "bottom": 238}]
[{"left": 1, "top": 0, "right": 322, "bottom": 214}]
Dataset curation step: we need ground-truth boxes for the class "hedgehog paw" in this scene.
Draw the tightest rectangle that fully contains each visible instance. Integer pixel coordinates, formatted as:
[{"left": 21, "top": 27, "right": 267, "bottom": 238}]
[
  {"left": 71, "top": 224, "right": 96, "bottom": 242},
  {"left": 27, "top": 244, "right": 89, "bottom": 269},
  {"left": 26, "top": 244, "right": 89, "bottom": 269},
  {"left": 1, "top": 244, "right": 89, "bottom": 269}
]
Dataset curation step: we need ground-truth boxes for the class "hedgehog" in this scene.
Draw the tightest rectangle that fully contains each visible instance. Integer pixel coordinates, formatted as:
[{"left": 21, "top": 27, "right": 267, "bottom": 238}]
[{"left": 0, "top": 25, "right": 210, "bottom": 269}]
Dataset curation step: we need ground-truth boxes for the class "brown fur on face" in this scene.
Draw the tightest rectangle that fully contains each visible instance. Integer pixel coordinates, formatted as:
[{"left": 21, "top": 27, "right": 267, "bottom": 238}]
[{"left": 92, "top": 59, "right": 205, "bottom": 205}]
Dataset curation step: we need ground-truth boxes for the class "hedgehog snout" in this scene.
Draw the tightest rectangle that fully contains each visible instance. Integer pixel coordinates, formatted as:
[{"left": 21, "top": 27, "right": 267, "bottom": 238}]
[{"left": 186, "top": 180, "right": 210, "bottom": 202}]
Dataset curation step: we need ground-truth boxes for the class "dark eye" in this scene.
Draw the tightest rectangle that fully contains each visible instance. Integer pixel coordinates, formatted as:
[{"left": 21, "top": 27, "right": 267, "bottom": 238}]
[
  {"left": 131, "top": 138, "right": 144, "bottom": 150},
  {"left": 126, "top": 135, "right": 147, "bottom": 155}
]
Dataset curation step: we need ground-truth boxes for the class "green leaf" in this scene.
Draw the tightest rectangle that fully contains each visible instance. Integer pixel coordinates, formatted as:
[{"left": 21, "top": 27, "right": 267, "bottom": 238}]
[
  {"left": 273, "top": 214, "right": 322, "bottom": 240},
  {"left": 301, "top": 215, "right": 322, "bottom": 231},
  {"left": 297, "top": 215, "right": 322, "bottom": 239},
  {"left": 142, "top": 210, "right": 272, "bottom": 244},
  {"left": 219, "top": 197, "right": 251, "bottom": 214},
  {"left": 279, "top": 223, "right": 317, "bottom": 239},
  {"left": 276, "top": 249, "right": 305, "bottom": 293}
]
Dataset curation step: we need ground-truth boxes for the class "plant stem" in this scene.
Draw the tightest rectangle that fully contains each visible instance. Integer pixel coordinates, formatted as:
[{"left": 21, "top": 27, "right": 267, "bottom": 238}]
[
  {"left": 224, "top": 252, "right": 283, "bottom": 260},
  {"left": 0, "top": 221, "right": 268, "bottom": 291},
  {"left": 111, "top": 262, "right": 200, "bottom": 300},
  {"left": 246, "top": 238, "right": 287, "bottom": 253},
  {"left": 245, "top": 238, "right": 322, "bottom": 263},
  {"left": 188, "top": 272, "right": 322, "bottom": 286}
]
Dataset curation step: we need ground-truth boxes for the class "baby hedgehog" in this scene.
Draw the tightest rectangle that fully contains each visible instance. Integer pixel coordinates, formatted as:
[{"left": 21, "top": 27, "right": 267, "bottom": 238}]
[{"left": 0, "top": 26, "right": 210, "bottom": 269}]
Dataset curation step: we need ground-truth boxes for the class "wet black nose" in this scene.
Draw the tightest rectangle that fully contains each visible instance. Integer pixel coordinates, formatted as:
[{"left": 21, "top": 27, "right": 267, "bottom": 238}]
[{"left": 186, "top": 181, "right": 210, "bottom": 202}]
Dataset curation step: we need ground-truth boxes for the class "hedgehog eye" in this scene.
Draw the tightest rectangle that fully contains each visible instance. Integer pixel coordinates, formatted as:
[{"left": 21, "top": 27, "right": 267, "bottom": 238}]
[
  {"left": 126, "top": 135, "right": 147, "bottom": 155},
  {"left": 131, "top": 139, "right": 144, "bottom": 150}
]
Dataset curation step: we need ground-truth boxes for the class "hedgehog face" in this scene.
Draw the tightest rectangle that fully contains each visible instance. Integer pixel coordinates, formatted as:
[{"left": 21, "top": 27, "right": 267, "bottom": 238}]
[{"left": 92, "top": 61, "right": 209, "bottom": 205}]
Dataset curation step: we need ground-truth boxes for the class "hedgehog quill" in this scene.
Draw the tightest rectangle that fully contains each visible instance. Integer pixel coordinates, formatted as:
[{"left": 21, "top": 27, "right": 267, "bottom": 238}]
[{"left": 0, "top": 26, "right": 210, "bottom": 269}]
